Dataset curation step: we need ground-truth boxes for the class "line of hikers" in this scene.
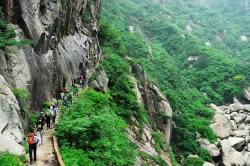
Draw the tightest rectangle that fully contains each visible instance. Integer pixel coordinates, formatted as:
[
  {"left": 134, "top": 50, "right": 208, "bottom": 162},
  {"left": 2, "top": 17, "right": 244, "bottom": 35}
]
[
  {"left": 25, "top": 72, "right": 87, "bottom": 164},
  {"left": 27, "top": 103, "right": 58, "bottom": 164}
]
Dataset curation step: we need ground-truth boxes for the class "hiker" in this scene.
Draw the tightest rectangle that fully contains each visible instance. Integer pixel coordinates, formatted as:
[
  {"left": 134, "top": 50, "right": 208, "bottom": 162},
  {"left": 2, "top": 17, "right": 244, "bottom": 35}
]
[
  {"left": 60, "top": 91, "right": 65, "bottom": 100},
  {"left": 27, "top": 130, "right": 39, "bottom": 164},
  {"left": 79, "top": 74, "right": 85, "bottom": 87},
  {"left": 35, "top": 119, "right": 44, "bottom": 145},
  {"left": 38, "top": 112, "right": 46, "bottom": 126},
  {"left": 50, "top": 104, "right": 57, "bottom": 125},
  {"left": 45, "top": 107, "right": 52, "bottom": 129},
  {"left": 72, "top": 84, "right": 78, "bottom": 96},
  {"left": 63, "top": 88, "right": 70, "bottom": 107}
]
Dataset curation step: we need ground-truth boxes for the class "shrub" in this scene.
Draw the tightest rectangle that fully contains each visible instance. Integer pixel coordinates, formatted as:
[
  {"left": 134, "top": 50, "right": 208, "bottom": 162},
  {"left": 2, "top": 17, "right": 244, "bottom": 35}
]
[
  {"left": 183, "top": 157, "right": 204, "bottom": 166},
  {"left": 56, "top": 89, "right": 136, "bottom": 166},
  {"left": 139, "top": 152, "right": 169, "bottom": 166},
  {"left": 61, "top": 147, "right": 94, "bottom": 166},
  {"left": 152, "top": 131, "right": 164, "bottom": 153},
  {"left": 0, "top": 152, "right": 25, "bottom": 166},
  {"left": 101, "top": 48, "right": 148, "bottom": 125},
  {"left": 12, "top": 88, "right": 30, "bottom": 113}
]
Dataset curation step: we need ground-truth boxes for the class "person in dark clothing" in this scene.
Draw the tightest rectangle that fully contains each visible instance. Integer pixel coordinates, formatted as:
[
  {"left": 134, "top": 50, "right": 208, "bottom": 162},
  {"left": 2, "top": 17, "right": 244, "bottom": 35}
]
[
  {"left": 45, "top": 106, "right": 52, "bottom": 129},
  {"left": 38, "top": 112, "right": 46, "bottom": 125},
  {"left": 27, "top": 131, "right": 38, "bottom": 164},
  {"left": 35, "top": 119, "right": 44, "bottom": 145}
]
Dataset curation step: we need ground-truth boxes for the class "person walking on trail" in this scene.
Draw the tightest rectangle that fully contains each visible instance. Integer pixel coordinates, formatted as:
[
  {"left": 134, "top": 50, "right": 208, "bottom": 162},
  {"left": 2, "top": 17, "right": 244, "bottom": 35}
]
[
  {"left": 45, "top": 107, "right": 52, "bottom": 129},
  {"left": 38, "top": 112, "right": 46, "bottom": 126},
  {"left": 50, "top": 104, "right": 57, "bottom": 125},
  {"left": 35, "top": 119, "right": 44, "bottom": 145},
  {"left": 27, "top": 130, "right": 39, "bottom": 164},
  {"left": 79, "top": 74, "right": 85, "bottom": 87}
]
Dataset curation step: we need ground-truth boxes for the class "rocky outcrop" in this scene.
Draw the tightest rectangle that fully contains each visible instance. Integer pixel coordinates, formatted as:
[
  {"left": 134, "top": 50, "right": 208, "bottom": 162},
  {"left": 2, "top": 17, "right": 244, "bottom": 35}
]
[
  {"left": 198, "top": 138, "right": 220, "bottom": 157},
  {"left": 0, "top": 0, "right": 101, "bottom": 156},
  {"left": 203, "top": 162, "right": 215, "bottom": 166},
  {"left": 210, "top": 102, "right": 250, "bottom": 165},
  {"left": 89, "top": 70, "right": 109, "bottom": 92},
  {"left": 210, "top": 104, "right": 232, "bottom": 139},
  {"left": 0, "top": 75, "right": 24, "bottom": 155},
  {"left": 130, "top": 62, "right": 173, "bottom": 145},
  {"left": 125, "top": 60, "right": 173, "bottom": 165},
  {"left": 0, "top": 0, "right": 101, "bottom": 111}
]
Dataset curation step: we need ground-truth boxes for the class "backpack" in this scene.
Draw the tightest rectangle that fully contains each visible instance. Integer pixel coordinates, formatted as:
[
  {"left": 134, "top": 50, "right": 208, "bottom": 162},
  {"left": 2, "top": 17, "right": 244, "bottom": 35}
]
[
  {"left": 28, "top": 134, "right": 36, "bottom": 145},
  {"left": 36, "top": 122, "right": 43, "bottom": 131},
  {"left": 45, "top": 109, "right": 51, "bottom": 117}
]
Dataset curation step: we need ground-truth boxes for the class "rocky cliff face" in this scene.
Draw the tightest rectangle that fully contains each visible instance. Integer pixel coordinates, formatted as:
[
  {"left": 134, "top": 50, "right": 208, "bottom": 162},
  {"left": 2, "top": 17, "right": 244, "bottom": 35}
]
[
  {"left": 0, "top": 75, "right": 24, "bottom": 155},
  {"left": 129, "top": 61, "right": 173, "bottom": 166},
  {"left": 90, "top": 58, "right": 174, "bottom": 165},
  {"left": 0, "top": 0, "right": 101, "bottom": 155}
]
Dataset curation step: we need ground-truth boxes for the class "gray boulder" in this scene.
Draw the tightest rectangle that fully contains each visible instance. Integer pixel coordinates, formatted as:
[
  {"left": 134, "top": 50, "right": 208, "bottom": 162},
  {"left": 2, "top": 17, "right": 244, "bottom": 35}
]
[
  {"left": 246, "top": 116, "right": 250, "bottom": 123},
  {"left": 245, "top": 104, "right": 250, "bottom": 112},
  {"left": 230, "top": 120, "right": 237, "bottom": 129},
  {"left": 228, "top": 137, "right": 245, "bottom": 150},
  {"left": 89, "top": 70, "right": 109, "bottom": 92},
  {"left": 234, "top": 114, "right": 247, "bottom": 124},
  {"left": 221, "top": 139, "right": 245, "bottom": 166},
  {"left": 244, "top": 152, "right": 250, "bottom": 166},
  {"left": 246, "top": 136, "right": 250, "bottom": 143},
  {"left": 0, "top": 75, "right": 24, "bottom": 155},
  {"left": 210, "top": 111, "right": 232, "bottom": 139},
  {"left": 203, "top": 162, "right": 215, "bottom": 166},
  {"left": 198, "top": 138, "right": 220, "bottom": 157},
  {"left": 235, "top": 130, "right": 249, "bottom": 137},
  {"left": 229, "top": 103, "right": 244, "bottom": 112}
]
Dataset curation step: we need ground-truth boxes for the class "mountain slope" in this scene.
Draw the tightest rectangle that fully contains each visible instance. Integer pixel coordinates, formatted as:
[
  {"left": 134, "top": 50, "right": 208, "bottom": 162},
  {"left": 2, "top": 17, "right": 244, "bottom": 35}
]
[{"left": 102, "top": 0, "right": 250, "bottom": 164}]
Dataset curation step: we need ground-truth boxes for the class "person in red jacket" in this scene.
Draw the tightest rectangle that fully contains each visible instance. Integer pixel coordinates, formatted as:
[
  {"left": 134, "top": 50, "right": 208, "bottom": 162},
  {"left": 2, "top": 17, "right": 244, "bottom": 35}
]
[{"left": 27, "top": 130, "right": 39, "bottom": 164}]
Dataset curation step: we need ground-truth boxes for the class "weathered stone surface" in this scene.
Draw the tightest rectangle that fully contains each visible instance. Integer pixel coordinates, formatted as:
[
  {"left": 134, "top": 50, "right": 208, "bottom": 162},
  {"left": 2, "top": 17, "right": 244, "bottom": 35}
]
[
  {"left": 228, "top": 137, "right": 245, "bottom": 150},
  {"left": 0, "top": 75, "right": 24, "bottom": 155},
  {"left": 229, "top": 103, "right": 244, "bottom": 112},
  {"left": 221, "top": 139, "right": 245, "bottom": 166},
  {"left": 0, "top": 135, "right": 24, "bottom": 155},
  {"left": 234, "top": 114, "right": 247, "bottom": 124},
  {"left": 210, "top": 103, "right": 223, "bottom": 113},
  {"left": 90, "top": 70, "right": 109, "bottom": 92},
  {"left": 230, "top": 120, "right": 237, "bottom": 129},
  {"left": 203, "top": 162, "right": 215, "bottom": 166},
  {"left": 210, "top": 111, "right": 232, "bottom": 139},
  {"left": 235, "top": 130, "right": 249, "bottom": 137},
  {"left": 246, "top": 136, "right": 250, "bottom": 143},
  {"left": 245, "top": 105, "right": 250, "bottom": 112},
  {"left": 244, "top": 152, "right": 250, "bottom": 166},
  {"left": 218, "top": 105, "right": 228, "bottom": 111},
  {"left": 246, "top": 116, "right": 250, "bottom": 123},
  {"left": 198, "top": 138, "right": 220, "bottom": 157},
  {"left": 231, "top": 112, "right": 238, "bottom": 118}
]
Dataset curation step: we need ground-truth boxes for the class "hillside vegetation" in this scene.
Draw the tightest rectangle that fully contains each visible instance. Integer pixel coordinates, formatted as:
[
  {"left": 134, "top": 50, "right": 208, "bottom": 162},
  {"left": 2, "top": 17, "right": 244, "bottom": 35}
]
[{"left": 101, "top": 0, "right": 250, "bottom": 163}]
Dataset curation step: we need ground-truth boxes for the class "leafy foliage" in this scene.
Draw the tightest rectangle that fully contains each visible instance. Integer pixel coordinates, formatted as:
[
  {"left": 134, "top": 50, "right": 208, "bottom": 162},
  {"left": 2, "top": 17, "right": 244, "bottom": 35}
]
[
  {"left": 0, "top": 152, "right": 25, "bottom": 166},
  {"left": 56, "top": 89, "right": 136, "bottom": 166},
  {"left": 139, "top": 152, "right": 169, "bottom": 166},
  {"left": 152, "top": 132, "right": 164, "bottom": 153},
  {"left": 183, "top": 157, "right": 204, "bottom": 166},
  {"left": 0, "top": 8, "right": 32, "bottom": 49},
  {"left": 13, "top": 88, "right": 30, "bottom": 113},
  {"left": 101, "top": 48, "right": 148, "bottom": 125}
]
